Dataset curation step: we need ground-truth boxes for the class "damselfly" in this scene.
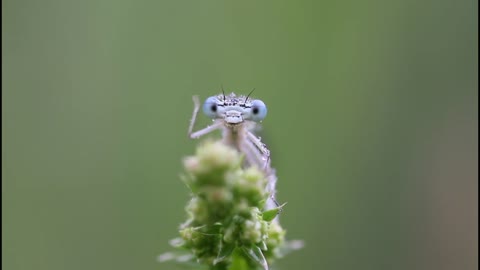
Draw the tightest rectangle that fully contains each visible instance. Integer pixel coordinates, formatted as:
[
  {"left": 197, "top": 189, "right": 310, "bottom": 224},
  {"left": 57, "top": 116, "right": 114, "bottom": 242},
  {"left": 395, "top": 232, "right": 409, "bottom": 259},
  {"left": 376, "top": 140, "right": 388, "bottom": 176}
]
[{"left": 188, "top": 91, "right": 278, "bottom": 211}]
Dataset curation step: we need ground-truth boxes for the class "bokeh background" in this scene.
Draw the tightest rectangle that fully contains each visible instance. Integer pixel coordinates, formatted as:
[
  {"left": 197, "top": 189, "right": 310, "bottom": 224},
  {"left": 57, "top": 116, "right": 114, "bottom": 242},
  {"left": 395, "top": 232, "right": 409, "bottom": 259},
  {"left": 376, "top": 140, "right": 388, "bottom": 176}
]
[{"left": 2, "top": 0, "right": 477, "bottom": 270}]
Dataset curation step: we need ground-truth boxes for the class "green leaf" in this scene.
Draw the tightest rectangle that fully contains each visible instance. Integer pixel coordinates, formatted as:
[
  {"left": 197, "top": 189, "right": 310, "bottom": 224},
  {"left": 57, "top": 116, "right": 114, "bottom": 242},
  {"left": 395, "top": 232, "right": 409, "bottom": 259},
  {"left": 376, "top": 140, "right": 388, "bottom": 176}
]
[
  {"left": 229, "top": 249, "right": 249, "bottom": 270},
  {"left": 262, "top": 202, "right": 287, "bottom": 222},
  {"left": 258, "top": 199, "right": 266, "bottom": 208},
  {"left": 193, "top": 222, "right": 224, "bottom": 235},
  {"left": 241, "top": 245, "right": 269, "bottom": 270},
  {"left": 258, "top": 240, "right": 268, "bottom": 251},
  {"left": 214, "top": 242, "right": 235, "bottom": 265}
]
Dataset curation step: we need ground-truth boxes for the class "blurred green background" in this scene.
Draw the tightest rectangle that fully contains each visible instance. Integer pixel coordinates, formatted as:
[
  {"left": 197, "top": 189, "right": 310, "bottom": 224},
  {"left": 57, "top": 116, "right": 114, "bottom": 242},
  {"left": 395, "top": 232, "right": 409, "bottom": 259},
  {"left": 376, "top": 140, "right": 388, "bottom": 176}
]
[{"left": 2, "top": 0, "right": 477, "bottom": 269}]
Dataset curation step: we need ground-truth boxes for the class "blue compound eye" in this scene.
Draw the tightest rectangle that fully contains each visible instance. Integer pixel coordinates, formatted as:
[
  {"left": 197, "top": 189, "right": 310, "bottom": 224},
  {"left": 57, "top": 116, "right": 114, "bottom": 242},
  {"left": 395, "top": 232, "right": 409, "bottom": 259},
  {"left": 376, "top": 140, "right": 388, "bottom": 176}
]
[
  {"left": 202, "top": 96, "right": 219, "bottom": 118},
  {"left": 250, "top": 99, "right": 267, "bottom": 122}
]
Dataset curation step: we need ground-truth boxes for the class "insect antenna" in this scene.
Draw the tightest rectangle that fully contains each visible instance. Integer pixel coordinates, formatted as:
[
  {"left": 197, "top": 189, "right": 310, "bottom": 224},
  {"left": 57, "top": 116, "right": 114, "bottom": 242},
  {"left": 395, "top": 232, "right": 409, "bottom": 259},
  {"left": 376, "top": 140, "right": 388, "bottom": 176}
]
[
  {"left": 245, "top": 88, "right": 256, "bottom": 103},
  {"left": 221, "top": 84, "right": 226, "bottom": 101}
]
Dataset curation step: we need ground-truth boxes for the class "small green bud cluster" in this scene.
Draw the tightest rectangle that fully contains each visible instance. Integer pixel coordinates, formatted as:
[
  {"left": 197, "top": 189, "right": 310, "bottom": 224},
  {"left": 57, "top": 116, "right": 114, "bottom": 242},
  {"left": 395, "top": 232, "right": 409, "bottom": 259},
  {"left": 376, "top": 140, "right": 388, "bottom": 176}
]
[{"left": 177, "top": 141, "right": 287, "bottom": 269}]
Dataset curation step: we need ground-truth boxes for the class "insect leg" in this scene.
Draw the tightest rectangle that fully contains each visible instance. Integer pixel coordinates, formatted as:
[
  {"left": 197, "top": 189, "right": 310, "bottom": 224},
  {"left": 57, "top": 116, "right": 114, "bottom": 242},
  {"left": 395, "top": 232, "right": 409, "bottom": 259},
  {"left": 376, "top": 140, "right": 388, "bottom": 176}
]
[
  {"left": 246, "top": 131, "right": 272, "bottom": 172},
  {"left": 189, "top": 121, "right": 223, "bottom": 139},
  {"left": 187, "top": 95, "right": 223, "bottom": 139},
  {"left": 187, "top": 95, "right": 201, "bottom": 136},
  {"left": 240, "top": 137, "right": 266, "bottom": 169},
  {"left": 241, "top": 138, "right": 279, "bottom": 213}
]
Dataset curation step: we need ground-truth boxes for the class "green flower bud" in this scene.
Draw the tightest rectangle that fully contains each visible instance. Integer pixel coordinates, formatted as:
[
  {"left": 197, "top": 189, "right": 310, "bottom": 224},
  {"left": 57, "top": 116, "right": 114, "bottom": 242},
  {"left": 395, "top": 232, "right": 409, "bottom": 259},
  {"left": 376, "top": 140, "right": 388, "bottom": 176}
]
[{"left": 160, "top": 141, "right": 301, "bottom": 270}]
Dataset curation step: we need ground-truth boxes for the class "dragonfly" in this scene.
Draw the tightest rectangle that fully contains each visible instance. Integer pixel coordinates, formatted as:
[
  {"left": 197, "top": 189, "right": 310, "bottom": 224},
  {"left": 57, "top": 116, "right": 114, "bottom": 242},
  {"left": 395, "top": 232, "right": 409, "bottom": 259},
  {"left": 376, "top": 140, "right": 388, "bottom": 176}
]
[{"left": 187, "top": 90, "right": 279, "bottom": 211}]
